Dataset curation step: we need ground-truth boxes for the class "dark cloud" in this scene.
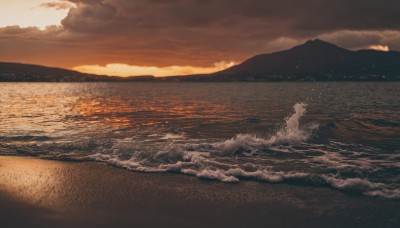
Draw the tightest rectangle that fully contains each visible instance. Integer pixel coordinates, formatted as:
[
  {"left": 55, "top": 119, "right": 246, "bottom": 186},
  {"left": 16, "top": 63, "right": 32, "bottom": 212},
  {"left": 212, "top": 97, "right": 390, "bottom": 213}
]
[
  {"left": 1, "top": 0, "right": 400, "bottom": 68},
  {"left": 318, "top": 30, "right": 400, "bottom": 51},
  {"left": 62, "top": 0, "right": 400, "bottom": 33}
]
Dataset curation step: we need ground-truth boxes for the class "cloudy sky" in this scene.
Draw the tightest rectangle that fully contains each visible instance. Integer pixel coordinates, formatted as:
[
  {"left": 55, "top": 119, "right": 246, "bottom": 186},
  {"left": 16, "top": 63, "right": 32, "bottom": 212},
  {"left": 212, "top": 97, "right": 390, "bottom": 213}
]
[{"left": 1, "top": 0, "right": 400, "bottom": 76}]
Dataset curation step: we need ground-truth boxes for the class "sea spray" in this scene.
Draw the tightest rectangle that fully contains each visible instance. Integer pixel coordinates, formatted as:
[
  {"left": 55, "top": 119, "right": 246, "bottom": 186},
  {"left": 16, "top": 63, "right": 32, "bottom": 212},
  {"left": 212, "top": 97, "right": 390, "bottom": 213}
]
[
  {"left": 268, "top": 102, "right": 317, "bottom": 145},
  {"left": 3, "top": 86, "right": 400, "bottom": 199},
  {"left": 217, "top": 102, "right": 317, "bottom": 155}
]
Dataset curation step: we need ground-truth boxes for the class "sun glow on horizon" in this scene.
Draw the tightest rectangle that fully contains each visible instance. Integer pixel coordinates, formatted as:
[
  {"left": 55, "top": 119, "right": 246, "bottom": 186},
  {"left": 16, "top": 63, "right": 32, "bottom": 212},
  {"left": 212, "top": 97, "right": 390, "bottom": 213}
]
[
  {"left": 368, "top": 45, "right": 390, "bottom": 52},
  {"left": 73, "top": 62, "right": 237, "bottom": 77}
]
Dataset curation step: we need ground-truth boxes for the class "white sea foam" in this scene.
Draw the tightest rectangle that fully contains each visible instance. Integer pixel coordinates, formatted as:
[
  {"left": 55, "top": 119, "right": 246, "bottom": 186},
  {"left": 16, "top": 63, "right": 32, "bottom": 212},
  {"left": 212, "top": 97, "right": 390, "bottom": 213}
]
[
  {"left": 321, "top": 176, "right": 400, "bottom": 199},
  {"left": 30, "top": 102, "right": 400, "bottom": 199},
  {"left": 216, "top": 134, "right": 267, "bottom": 156},
  {"left": 268, "top": 102, "right": 312, "bottom": 145},
  {"left": 215, "top": 102, "right": 318, "bottom": 156},
  {"left": 87, "top": 150, "right": 400, "bottom": 198},
  {"left": 161, "top": 133, "right": 186, "bottom": 140}
]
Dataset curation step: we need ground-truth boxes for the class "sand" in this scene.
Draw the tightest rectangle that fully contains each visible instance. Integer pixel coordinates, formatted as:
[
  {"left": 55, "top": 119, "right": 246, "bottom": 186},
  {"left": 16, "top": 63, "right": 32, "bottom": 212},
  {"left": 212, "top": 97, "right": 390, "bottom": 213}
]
[{"left": 1, "top": 156, "right": 399, "bottom": 227}]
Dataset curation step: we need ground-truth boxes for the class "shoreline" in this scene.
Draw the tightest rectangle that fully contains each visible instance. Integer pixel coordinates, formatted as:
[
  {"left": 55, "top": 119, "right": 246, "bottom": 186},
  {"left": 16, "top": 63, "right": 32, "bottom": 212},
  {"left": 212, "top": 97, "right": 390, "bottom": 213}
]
[{"left": 1, "top": 155, "right": 400, "bottom": 227}]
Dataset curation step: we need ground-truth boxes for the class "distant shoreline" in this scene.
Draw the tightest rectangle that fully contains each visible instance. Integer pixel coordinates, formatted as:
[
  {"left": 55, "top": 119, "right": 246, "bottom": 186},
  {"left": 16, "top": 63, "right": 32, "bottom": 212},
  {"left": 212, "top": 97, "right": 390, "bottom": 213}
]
[
  {"left": 2, "top": 40, "right": 400, "bottom": 82},
  {"left": 1, "top": 80, "right": 399, "bottom": 83}
]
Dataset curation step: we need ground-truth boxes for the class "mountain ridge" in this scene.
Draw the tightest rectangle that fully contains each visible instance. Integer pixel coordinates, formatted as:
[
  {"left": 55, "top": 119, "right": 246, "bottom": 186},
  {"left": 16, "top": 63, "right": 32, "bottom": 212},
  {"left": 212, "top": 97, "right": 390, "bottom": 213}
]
[
  {"left": 0, "top": 62, "right": 155, "bottom": 82},
  {"left": 209, "top": 39, "right": 400, "bottom": 81},
  {"left": 1, "top": 39, "right": 400, "bottom": 82}
]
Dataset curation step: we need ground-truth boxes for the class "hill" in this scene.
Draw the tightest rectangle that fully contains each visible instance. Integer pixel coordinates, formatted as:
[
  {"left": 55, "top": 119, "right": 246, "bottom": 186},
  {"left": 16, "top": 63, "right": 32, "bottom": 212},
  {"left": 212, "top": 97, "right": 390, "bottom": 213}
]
[
  {"left": 0, "top": 62, "right": 155, "bottom": 82},
  {"left": 207, "top": 39, "right": 400, "bottom": 81},
  {"left": 2, "top": 40, "right": 400, "bottom": 82}
]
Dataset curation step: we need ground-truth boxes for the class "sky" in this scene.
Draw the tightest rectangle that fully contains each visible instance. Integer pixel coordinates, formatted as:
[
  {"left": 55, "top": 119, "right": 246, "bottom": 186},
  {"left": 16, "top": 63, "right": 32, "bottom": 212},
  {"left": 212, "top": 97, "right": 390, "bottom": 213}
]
[{"left": 1, "top": 0, "right": 400, "bottom": 77}]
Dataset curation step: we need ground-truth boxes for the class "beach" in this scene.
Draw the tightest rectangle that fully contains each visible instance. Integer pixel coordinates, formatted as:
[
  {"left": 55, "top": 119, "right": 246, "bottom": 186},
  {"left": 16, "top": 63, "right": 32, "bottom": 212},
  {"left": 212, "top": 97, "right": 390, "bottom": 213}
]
[
  {"left": 2, "top": 0, "right": 400, "bottom": 227},
  {"left": 1, "top": 156, "right": 399, "bottom": 227}
]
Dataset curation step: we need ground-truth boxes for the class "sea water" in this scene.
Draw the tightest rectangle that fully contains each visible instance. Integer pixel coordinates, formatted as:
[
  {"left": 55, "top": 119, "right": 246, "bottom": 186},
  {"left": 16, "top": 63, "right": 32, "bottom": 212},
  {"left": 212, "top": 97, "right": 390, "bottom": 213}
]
[{"left": 0, "top": 82, "right": 399, "bottom": 198}]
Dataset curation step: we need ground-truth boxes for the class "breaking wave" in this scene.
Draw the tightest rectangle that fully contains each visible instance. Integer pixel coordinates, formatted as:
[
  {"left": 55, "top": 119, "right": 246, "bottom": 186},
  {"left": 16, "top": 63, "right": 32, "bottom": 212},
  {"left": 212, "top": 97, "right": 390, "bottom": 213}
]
[
  {"left": 215, "top": 102, "right": 318, "bottom": 155},
  {"left": 81, "top": 102, "right": 400, "bottom": 199},
  {"left": 2, "top": 102, "right": 400, "bottom": 199}
]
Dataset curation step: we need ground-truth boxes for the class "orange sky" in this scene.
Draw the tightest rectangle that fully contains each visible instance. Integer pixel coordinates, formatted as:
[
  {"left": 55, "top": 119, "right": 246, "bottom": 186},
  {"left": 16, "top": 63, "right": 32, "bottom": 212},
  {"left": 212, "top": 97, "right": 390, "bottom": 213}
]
[{"left": 0, "top": 0, "right": 399, "bottom": 77}]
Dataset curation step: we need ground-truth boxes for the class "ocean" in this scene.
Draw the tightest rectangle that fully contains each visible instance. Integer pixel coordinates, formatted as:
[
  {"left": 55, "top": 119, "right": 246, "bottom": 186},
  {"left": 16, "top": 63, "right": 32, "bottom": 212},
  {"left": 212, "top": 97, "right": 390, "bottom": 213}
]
[{"left": 1, "top": 82, "right": 399, "bottom": 199}]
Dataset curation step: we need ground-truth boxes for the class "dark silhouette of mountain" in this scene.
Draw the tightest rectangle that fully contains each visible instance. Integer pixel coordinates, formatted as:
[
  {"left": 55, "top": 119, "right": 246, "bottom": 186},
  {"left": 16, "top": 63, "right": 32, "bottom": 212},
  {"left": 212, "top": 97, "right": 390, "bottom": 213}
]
[
  {"left": 207, "top": 39, "right": 400, "bottom": 81},
  {"left": 0, "top": 62, "right": 155, "bottom": 82},
  {"left": 1, "top": 39, "right": 400, "bottom": 82}
]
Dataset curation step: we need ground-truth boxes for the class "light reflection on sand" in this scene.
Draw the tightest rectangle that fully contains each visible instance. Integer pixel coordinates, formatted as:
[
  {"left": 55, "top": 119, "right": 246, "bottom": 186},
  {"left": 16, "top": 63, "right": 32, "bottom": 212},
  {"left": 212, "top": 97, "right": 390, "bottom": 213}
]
[{"left": 0, "top": 156, "right": 63, "bottom": 209}]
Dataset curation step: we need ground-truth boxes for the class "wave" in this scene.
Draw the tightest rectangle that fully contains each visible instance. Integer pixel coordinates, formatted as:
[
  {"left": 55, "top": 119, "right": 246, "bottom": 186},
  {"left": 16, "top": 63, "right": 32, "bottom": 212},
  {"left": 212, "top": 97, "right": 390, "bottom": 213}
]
[
  {"left": 1, "top": 102, "right": 399, "bottom": 199},
  {"left": 160, "top": 133, "right": 186, "bottom": 140},
  {"left": 215, "top": 102, "right": 318, "bottom": 156},
  {"left": 86, "top": 152, "right": 400, "bottom": 199},
  {"left": 82, "top": 102, "right": 400, "bottom": 199}
]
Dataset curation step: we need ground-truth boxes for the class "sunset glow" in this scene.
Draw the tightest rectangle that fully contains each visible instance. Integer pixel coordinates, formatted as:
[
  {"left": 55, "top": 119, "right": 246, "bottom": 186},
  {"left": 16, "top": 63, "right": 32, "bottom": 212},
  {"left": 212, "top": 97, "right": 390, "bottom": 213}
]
[
  {"left": 1, "top": 1, "right": 400, "bottom": 227},
  {"left": 1, "top": 0, "right": 400, "bottom": 76},
  {"left": 73, "top": 62, "right": 236, "bottom": 77},
  {"left": 368, "top": 45, "right": 390, "bottom": 52}
]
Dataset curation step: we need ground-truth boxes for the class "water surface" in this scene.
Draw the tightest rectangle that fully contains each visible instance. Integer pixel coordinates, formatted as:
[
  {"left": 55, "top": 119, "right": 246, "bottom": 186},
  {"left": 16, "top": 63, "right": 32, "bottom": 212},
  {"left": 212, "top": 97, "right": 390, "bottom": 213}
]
[{"left": 1, "top": 82, "right": 399, "bottom": 198}]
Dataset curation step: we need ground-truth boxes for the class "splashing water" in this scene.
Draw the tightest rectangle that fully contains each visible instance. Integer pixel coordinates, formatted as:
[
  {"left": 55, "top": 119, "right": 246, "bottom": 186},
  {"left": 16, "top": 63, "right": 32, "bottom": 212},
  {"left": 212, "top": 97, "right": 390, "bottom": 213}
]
[
  {"left": 268, "top": 102, "right": 317, "bottom": 145},
  {"left": 2, "top": 86, "right": 400, "bottom": 200},
  {"left": 86, "top": 102, "right": 316, "bottom": 175},
  {"left": 217, "top": 102, "right": 317, "bottom": 155}
]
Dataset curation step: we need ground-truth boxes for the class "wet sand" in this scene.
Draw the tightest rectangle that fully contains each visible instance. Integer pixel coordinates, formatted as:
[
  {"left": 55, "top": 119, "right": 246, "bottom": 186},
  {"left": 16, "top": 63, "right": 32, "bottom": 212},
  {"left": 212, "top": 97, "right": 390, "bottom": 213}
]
[{"left": 0, "top": 156, "right": 399, "bottom": 228}]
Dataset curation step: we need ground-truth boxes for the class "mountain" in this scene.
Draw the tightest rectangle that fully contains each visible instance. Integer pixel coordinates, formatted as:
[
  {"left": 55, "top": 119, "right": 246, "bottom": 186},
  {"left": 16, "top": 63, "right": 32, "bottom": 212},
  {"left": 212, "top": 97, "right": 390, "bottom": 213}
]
[
  {"left": 0, "top": 62, "right": 155, "bottom": 82},
  {"left": 0, "top": 62, "right": 106, "bottom": 82},
  {"left": 1, "top": 39, "right": 400, "bottom": 82},
  {"left": 208, "top": 39, "right": 400, "bottom": 81}
]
